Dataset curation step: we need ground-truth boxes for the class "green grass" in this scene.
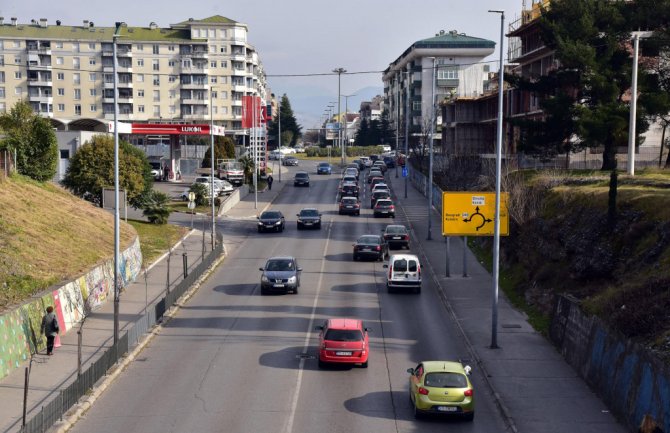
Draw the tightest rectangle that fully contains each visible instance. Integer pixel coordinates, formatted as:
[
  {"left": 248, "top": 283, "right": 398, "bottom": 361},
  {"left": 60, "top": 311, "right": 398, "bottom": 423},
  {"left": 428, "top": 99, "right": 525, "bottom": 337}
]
[{"left": 127, "top": 220, "right": 189, "bottom": 267}]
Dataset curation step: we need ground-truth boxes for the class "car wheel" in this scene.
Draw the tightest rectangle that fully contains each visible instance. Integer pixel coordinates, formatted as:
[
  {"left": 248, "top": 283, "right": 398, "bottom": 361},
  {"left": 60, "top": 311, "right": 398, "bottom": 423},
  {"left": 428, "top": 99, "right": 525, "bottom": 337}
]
[
  {"left": 317, "top": 223, "right": 321, "bottom": 229},
  {"left": 356, "top": 211, "right": 360, "bottom": 216},
  {"left": 293, "top": 287, "right": 298, "bottom": 295},
  {"left": 361, "top": 361, "right": 368, "bottom": 368},
  {"left": 413, "top": 401, "right": 423, "bottom": 420},
  {"left": 353, "top": 254, "right": 358, "bottom": 261},
  {"left": 318, "top": 359, "right": 327, "bottom": 369},
  {"left": 387, "top": 284, "right": 393, "bottom": 294},
  {"left": 414, "top": 286, "right": 421, "bottom": 294},
  {"left": 260, "top": 287, "right": 268, "bottom": 296},
  {"left": 297, "top": 223, "right": 302, "bottom": 230},
  {"left": 258, "top": 227, "right": 262, "bottom": 233},
  {"left": 464, "top": 412, "right": 474, "bottom": 421},
  {"left": 281, "top": 225, "right": 285, "bottom": 232}
]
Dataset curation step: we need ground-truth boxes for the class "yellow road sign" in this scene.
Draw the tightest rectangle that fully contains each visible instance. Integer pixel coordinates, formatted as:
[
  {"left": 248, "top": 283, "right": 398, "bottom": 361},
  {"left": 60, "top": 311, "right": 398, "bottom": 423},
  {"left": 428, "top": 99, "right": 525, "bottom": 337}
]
[{"left": 442, "top": 192, "right": 509, "bottom": 236}]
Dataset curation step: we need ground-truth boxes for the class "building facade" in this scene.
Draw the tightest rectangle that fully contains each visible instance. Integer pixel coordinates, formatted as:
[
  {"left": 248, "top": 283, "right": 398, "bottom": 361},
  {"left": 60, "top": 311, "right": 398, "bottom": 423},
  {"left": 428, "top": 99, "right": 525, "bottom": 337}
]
[
  {"left": 383, "top": 30, "right": 495, "bottom": 152},
  {"left": 0, "top": 15, "right": 268, "bottom": 132}
]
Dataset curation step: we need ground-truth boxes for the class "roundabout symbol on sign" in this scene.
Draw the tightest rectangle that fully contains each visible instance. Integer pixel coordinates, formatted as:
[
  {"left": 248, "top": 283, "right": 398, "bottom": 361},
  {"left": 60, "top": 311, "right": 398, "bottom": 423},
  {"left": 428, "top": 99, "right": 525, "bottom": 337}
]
[{"left": 462, "top": 206, "right": 493, "bottom": 231}]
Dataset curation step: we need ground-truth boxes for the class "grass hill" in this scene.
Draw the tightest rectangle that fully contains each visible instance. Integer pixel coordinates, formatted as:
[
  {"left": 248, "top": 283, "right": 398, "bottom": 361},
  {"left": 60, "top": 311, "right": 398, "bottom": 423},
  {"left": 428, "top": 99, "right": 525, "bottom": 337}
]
[{"left": 0, "top": 174, "right": 138, "bottom": 310}]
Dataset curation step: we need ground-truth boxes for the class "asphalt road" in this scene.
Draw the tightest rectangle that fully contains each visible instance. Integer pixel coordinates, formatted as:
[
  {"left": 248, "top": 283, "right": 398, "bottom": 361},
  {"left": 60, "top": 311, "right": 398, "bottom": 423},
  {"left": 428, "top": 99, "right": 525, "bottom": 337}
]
[{"left": 70, "top": 162, "right": 508, "bottom": 433}]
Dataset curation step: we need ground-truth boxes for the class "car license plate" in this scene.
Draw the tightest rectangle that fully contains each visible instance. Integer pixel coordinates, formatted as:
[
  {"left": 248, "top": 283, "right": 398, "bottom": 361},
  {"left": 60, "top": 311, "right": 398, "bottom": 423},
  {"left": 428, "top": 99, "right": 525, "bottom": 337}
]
[
  {"left": 335, "top": 351, "right": 352, "bottom": 356},
  {"left": 305, "top": 222, "right": 312, "bottom": 225},
  {"left": 437, "top": 406, "right": 457, "bottom": 412},
  {"left": 381, "top": 211, "right": 389, "bottom": 214},
  {"left": 273, "top": 284, "right": 285, "bottom": 288},
  {"left": 346, "top": 206, "right": 353, "bottom": 208},
  {"left": 362, "top": 247, "right": 371, "bottom": 251},
  {"left": 393, "top": 236, "right": 401, "bottom": 239}
]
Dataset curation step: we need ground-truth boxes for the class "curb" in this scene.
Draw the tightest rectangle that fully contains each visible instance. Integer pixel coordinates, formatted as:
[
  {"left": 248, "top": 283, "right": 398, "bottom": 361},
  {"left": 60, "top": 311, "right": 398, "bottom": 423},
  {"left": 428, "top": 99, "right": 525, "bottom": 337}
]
[
  {"left": 51, "top": 249, "right": 227, "bottom": 433},
  {"left": 397, "top": 191, "right": 519, "bottom": 433}
]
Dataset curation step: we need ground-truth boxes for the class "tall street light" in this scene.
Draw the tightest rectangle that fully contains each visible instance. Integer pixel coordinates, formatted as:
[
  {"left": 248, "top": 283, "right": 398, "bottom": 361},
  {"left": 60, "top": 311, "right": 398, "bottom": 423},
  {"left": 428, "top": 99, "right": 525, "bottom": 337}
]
[
  {"left": 404, "top": 66, "right": 410, "bottom": 199},
  {"left": 209, "top": 86, "right": 216, "bottom": 250},
  {"left": 627, "top": 31, "right": 653, "bottom": 176},
  {"left": 341, "top": 93, "right": 356, "bottom": 160},
  {"left": 333, "top": 67, "right": 346, "bottom": 165},
  {"left": 426, "top": 57, "right": 436, "bottom": 241},
  {"left": 489, "top": 9, "right": 505, "bottom": 349},
  {"left": 112, "top": 21, "right": 123, "bottom": 345}
]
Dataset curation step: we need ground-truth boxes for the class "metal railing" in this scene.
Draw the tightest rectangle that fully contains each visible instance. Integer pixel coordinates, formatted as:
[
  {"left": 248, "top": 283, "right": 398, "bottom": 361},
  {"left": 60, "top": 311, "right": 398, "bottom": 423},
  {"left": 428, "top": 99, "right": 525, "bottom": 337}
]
[{"left": 19, "top": 234, "right": 223, "bottom": 433}]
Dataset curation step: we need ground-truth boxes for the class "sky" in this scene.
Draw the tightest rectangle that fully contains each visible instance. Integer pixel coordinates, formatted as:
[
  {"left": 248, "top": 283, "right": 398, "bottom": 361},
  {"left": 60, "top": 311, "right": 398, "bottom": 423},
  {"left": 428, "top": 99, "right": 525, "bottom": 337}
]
[{"left": 3, "top": 0, "right": 524, "bottom": 127}]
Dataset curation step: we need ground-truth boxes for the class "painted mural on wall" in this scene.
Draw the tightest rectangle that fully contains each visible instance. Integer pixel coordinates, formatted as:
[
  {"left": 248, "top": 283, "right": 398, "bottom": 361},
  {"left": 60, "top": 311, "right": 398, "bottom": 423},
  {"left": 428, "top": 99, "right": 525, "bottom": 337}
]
[{"left": 0, "top": 237, "right": 142, "bottom": 380}]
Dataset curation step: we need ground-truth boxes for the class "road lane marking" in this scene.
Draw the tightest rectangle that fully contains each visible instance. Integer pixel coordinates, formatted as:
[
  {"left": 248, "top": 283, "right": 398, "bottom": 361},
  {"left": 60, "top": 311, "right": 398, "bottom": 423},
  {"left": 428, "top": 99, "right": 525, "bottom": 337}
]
[{"left": 283, "top": 217, "right": 332, "bottom": 433}]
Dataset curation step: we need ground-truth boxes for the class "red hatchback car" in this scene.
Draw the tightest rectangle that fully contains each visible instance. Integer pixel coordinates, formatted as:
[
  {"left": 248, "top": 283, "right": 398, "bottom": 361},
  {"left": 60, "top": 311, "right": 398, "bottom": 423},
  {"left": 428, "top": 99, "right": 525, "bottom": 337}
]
[{"left": 315, "top": 318, "right": 371, "bottom": 368}]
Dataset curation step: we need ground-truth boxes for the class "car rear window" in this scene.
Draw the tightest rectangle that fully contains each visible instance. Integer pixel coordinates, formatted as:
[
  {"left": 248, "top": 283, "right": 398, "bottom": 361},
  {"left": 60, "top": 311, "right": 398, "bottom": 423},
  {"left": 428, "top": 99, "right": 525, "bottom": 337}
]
[
  {"left": 393, "top": 259, "right": 408, "bottom": 272},
  {"left": 424, "top": 372, "right": 467, "bottom": 388},
  {"left": 324, "top": 329, "right": 363, "bottom": 341},
  {"left": 342, "top": 198, "right": 357, "bottom": 204},
  {"left": 358, "top": 236, "right": 380, "bottom": 245},
  {"left": 376, "top": 200, "right": 392, "bottom": 206},
  {"left": 386, "top": 226, "right": 405, "bottom": 234}
]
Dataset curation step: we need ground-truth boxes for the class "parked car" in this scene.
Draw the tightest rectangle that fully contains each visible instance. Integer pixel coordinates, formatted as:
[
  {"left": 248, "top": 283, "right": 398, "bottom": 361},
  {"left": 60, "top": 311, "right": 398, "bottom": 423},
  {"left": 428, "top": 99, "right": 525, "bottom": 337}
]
[
  {"left": 370, "top": 190, "right": 391, "bottom": 208},
  {"left": 257, "top": 210, "right": 285, "bottom": 233},
  {"left": 279, "top": 146, "right": 296, "bottom": 155},
  {"left": 367, "top": 170, "right": 384, "bottom": 183},
  {"left": 407, "top": 360, "right": 474, "bottom": 420},
  {"left": 352, "top": 234, "right": 388, "bottom": 261},
  {"left": 339, "top": 197, "right": 361, "bottom": 215},
  {"left": 294, "top": 171, "right": 310, "bottom": 187},
  {"left": 282, "top": 156, "right": 299, "bottom": 166},
  {"left": 383, "top": 156, "right": 396, "bottom": 168},
  {"left": 315, "top": 318, "right": 371, "bottom": 368},
  {"left": 340, "top": 182, "right": 360, "bottom": 198},
  {"left": 268, "top": 150, "right": 282, "bottom": 160},
  {"left": 297, "top": 208, "right": 322, "bottom": 229},
  {"left": 317, "top": 162, "right": 332, "bottom": 175},
  {"left": 149, "top": 161, "right": 163, "bottom": 180},
  {"left": 384, "top": 253, "right": 421, "bottom": 293},
  {"left": 382, "top": 224, "right": 410, "bottom": 249},
  {"left": 373, "top": 199, "right": 395, "bottom": 218},
  {"left": 259, "top": 256, "right": 302, "bottom": 295}
]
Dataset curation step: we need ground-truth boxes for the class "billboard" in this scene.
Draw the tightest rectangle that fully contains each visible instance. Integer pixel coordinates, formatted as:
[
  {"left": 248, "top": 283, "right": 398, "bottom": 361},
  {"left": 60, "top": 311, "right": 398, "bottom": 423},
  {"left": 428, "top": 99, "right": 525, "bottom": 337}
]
[
  {"left": 241, "top": 96, "right": 264, "bottom": 128},
  {"left": 325, "top": 123, "right": 340, "bottom": 140}
]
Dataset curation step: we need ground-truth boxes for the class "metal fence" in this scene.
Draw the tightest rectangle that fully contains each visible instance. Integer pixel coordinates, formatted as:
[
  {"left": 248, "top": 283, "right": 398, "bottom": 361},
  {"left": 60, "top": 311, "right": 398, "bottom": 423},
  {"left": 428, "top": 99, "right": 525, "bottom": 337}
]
[{"left": 19, "top": 234, "right": 224, "bottom": 433}]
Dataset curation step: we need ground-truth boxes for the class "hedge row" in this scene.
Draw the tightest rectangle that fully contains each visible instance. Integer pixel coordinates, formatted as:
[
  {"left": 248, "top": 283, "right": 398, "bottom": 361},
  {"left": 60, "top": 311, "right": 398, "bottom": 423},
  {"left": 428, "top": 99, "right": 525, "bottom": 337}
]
[{"left": 305, "top": 146, "right": 385, "bottom": 158}]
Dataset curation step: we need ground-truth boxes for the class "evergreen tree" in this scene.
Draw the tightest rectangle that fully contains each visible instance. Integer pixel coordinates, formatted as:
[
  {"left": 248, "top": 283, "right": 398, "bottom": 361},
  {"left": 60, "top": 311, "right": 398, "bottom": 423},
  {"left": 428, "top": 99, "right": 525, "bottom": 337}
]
[
  {"left": 267, "top": 94, "right": 302, "bottom": 147},
  {"left": 379, "top": 109, "right": 393, "bottom": 145},
  {"left": 355, "top": 118, "right": 370, "bottom": 146},
  {"left": 202, "top": 136, "right": 237, "bottom": 168},
  {"left": 369, "top": 119, "right": 382, "bottom": 146}
]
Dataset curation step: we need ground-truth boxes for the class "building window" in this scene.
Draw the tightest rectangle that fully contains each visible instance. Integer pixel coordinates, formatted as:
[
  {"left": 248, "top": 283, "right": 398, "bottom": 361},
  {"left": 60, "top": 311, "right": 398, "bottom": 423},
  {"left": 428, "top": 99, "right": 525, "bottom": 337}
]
[
  {"left": 168, "top": 60, "right": 175, "bottom": 67},
  {"left": 138, "top": 105, "right": 145, "bottom": 113},
  {"left": 152, "top": 44, "right": 159, "bottom": 54},
  {"left": 89, "top": 73, "right": 97, "bottom": 81},
  {"left": 56, "top": 57, "right": 64, "bottom": 65},
  {"left": 220, "top": 76, "right": 227, "bottom": 84},
  {"left": 220, "top": 61, "right": 227, "bottom": 68},
  {"left": 153, "top": 90, "right": 160, "bottom": 102},
  {"left": 193, "top": 29, "right": 200, "bottom": 38},
  {"left": 88, "top": 89, "right": 96, "bottom": 96},
  {"left": 57, "top": 88, "right": 65, "bottom": 96},
  {"left": 153, "top": 75, "right": 160, "bottom": 86},
  {"left": 137, "top": 89, "right": 144, "bottom": 97},
  {"left": 0, "top": 72, "right": 4, "bottom": 83},
  {"left": 57, "top": 73, "right": 64, "bottom": 80},
  {"left": 412, "top": 101, "right": 421, "bottom": 111},
  {"left": 221, "top": 106, "right": 228, "bottom": 114},
  {"left": 212, "top": 106, "right": 218, "bottom": 114},
  {"left": 136, "top": 44, "right": 143, "bottom": 51},
  {"left": 88, "top": 42, "right": 96, "bottom": 50},
  {"left": 0, "top": 102, "right": 5, "bottom": 113},
  {"left": 210, "top": 61, "right": 216, "bottom": 68},
  {"left": 15, "top": 87, "right": 22, "bottom": 96},
  {"left": 72, "top": 42, "right": 80, "bottom": 52},
  {"left": 57, "top": 103, "right": 65, "bottom": 112},
  {"left": 219, "top": 29, "right": 227, "bottom": 38},
  {"left": 90, "top": 104, "right": 97, "bottom": 112},
  {"left": 74, "top": 89, "right": 81, "bottom": 100},
  {"left": 220, "top": 91, "right": 228, "bottom": 99},
  {"left": 169, "top": 90, "right": 176, "bottom": 99},
  {"left": 14, "top": 71, "right": 22, "bottom": 79},
  {"left": 137, "top": 59, "right": 144, "bottom": 67},
  {"left": 182, "top": 59, "right": 191, "bottom": 68},
  {"left": 220, "top": 46, "right": 227, "bottom": 53},
  {"left": 211, "top": 77, "right": 217, "bottom": 83},
  {"left": 169, "top": 105, "right": 176, "bottom": 114},
  {"left": 14, "top": 56, "right": 21, "bottom": 64},
  {"left": 74, "top": 104, "right": 81, "bottom": 115},
  {"left": 89, "top": 57, "right": 96, "bottom": 66},
  {"left": 153, "top": 105, "right": 160, "bottom": 116},
  {"left": 437, "top": 67, "right": 458, "bottom": 80},
  {"left": 152, "top": 59, "right": 159, "bottom": 71},
  {"left": 0, "top": 87, "right": 4, "bottom": 98},
  {"left": 137, "top": 73, "right": 144, "bottom": 83},
  {"left": 13, "top": 41, "right": 20, "bottom": 48},
  {"left": 168, "top": 45, "right": 175, "bottom": 52},
  {"left": 73, "top": 57, "right": 80, "bottom": 69},
  {"left": 210, "top": 45, "right": 217, "bottom": 53},
  {"left": 73, "top": 73, "right": 80, "bottom": 84},
  {"left": 0, "top": 56, "right": 3, "bottom": 66},
  {"left": 55, "top": 42, "right": 63, "bottom": 49},
  {"left": 169, "top": 75, "right": 177, "bottom": 83}
]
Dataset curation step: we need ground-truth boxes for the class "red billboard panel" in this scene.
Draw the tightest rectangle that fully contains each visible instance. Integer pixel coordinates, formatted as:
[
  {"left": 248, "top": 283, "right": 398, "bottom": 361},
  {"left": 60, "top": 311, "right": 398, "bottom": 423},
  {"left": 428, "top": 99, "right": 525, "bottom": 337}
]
[{"left": 242, "top": 96, "right": 263, "bottom": 128}]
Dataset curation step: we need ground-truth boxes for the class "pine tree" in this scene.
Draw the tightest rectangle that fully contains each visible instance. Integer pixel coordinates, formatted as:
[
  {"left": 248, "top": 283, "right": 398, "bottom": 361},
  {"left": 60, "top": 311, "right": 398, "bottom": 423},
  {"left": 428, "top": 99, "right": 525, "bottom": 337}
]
[{"left": 267, "top": 94, "right": 302, "bottom": 147}]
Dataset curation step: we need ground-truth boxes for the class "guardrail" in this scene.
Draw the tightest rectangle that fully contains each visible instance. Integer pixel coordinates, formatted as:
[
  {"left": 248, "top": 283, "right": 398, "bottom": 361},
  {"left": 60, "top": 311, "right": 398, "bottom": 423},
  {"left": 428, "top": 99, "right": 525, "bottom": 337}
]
[{"left": 19, "top": 233, "right": 224, "bottom": 433}]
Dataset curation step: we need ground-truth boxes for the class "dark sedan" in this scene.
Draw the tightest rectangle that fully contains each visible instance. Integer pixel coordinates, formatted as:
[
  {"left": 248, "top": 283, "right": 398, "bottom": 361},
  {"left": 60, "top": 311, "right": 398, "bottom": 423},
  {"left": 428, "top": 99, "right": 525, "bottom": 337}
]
[
  {"left": 383, "top": 156, "right": 396, "bottom": 168},
  {"left": 373, "top": 199, "right": 395, "bottom": 218},
  {"left": 317, "top": 162, "right": 332, "bottom": 175},
  {"left": 297, "top": 208, "right": 322, "bottom": 229},
  {"left": 340, "top": 182, "right": 360, "bottom": 198},
  {"left": 371, "top": 190, "right": 391, "bottom": 208},
  {"left": 257, "top": 210, "right": 285, "bottom": 233},
  {"left": 367, "top": 170, "right": 384, "bottom": 183},
  {"left": 383, "top": 224, "right": 410, "bottom": 249},
  {"left": 294, "top": 171, "right": 310, "bottom": 187},
  {"left": 353, "top": 234, "right": 389, "bottom": 261},
  {"left": 339, "top": 197, "right": 361, "bottom": 215},
  {"left": 283, "top": 156, "right": 299, "bottom": 166},
  {"left": 259, "top": 256, "right": 302, "bottom": 295}
]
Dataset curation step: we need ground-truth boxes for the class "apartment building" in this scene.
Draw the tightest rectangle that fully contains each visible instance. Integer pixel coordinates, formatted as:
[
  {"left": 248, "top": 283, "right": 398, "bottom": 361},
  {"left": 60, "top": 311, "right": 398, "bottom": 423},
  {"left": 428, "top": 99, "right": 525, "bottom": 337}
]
[
  {"left": 382, "top": 30, "right": 495, "bottom": 152},
  {"left": 0, "top": 15, "right": 268, "bottom": 132}
]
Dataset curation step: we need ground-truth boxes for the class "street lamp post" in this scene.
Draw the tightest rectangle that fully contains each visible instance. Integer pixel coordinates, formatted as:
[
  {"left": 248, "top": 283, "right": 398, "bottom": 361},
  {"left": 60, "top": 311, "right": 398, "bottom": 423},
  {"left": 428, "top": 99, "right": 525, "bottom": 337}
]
[
  {"left": 112, "top": 22, "right": 123, "bottom": 345},
  {"left": 627, "top": 31, "right": 652, "bottom": 176},
  {"left": 489, "top": 9, "right": 505, "bottom": 349},
  {"left": 405, "top": 67, "right": 410, "bottom": 199},
  {"left": 333, "top": 68, "right": 346, "bottom": 165},
  {"left": 427, "top": 57, "right": 436, "bottom": 241},
  {"left": 341, "top": 93, "right": 356, "bottom": 164},
  {"left": 252, "top": 92, "right": 258, "bottom": 209},
  {"left": 277, "top": 96, "right": 281, "bottom": 182},
  {"left": 209, "top": 87, "right": 216, "bottom": 250}
]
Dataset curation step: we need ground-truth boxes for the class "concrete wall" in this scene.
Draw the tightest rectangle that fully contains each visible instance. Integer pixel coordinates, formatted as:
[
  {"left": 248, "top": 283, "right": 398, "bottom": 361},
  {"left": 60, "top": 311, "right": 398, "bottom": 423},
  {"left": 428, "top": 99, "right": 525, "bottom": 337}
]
[
  {"left": 550, "top": 295, "right": 670, "bottom": 433},
  {"left": 0, "top": 237, "right": 142, "bottom": 379}
]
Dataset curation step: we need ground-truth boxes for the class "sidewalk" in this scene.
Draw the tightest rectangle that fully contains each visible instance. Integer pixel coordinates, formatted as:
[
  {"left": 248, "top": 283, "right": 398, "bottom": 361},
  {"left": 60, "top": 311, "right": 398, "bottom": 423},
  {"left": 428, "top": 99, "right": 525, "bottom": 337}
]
[
  {"left": 0, "top": 174, "right": 286, "bottom": 433},
  {"left": 386, "top": 171, "right": 626, "bottom": 433}
]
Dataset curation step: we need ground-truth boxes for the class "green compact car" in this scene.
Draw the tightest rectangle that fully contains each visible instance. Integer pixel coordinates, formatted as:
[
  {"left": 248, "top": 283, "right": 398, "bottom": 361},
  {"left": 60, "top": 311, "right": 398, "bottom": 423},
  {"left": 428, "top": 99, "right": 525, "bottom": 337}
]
[{"left": 407, "top": 360, "right": 474, "bottom": 420}]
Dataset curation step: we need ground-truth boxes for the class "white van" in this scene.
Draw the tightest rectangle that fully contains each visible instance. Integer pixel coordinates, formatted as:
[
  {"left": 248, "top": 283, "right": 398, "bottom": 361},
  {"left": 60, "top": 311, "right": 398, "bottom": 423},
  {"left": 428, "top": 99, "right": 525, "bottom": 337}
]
[
  {"left": 383, "top": 254, "right": 422, "bottom": 293},
  {"left": 380, "top": 145, "right": 392, "bottom": 153}
]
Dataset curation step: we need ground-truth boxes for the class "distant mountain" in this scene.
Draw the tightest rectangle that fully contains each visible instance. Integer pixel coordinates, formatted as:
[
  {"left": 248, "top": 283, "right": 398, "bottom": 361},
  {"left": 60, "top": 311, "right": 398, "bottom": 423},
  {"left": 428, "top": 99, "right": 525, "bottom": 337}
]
[{"left": 291, "top": 86, "right": 384, "bottom": 130}]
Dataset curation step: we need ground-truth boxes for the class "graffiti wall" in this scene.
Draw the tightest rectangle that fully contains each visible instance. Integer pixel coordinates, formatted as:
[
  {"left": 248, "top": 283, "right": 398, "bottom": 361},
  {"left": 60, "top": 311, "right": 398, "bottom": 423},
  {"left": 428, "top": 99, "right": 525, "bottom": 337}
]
[{"left": 0, "top": 237, "right": 141, "bottom": 379}]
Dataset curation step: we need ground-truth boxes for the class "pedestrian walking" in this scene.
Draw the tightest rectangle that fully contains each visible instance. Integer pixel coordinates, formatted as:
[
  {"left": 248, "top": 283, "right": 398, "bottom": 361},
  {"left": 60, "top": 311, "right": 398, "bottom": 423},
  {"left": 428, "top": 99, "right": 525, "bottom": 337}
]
[
  {"left": 267, "top": 174, "right": 274, "bottom": 190},
  {"left": 40, "top": 306, "right": 60, "bottom": 356}
]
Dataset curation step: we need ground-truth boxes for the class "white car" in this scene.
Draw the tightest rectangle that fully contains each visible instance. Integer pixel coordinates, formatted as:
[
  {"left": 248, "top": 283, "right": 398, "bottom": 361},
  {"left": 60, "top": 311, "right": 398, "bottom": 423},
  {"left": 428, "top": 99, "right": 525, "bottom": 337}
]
[
  {"left": 279, "top": 146, "right": 296, "bottom": 155},
  {"left": 384, "top": 254, "right": 422, "bottom": 294},
  {"left": 359, "top": 156, "right": 372, "bottom": 167},
  {"left": 371, "top": 183, "right": 390, "bottom": 194}
]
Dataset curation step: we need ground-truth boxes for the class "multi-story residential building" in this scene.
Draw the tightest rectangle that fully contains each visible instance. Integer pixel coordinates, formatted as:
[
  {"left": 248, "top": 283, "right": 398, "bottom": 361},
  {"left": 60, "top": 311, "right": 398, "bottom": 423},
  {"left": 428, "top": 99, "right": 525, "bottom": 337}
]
[
  {"left": 359, "top": 96, "right": 382, "bottom": 122},
  {"left": 0, "top": 15, "right": 268, "bottom": 177},
  {"left": 383, "top": 30, "right": 495, "bottom": 152}
]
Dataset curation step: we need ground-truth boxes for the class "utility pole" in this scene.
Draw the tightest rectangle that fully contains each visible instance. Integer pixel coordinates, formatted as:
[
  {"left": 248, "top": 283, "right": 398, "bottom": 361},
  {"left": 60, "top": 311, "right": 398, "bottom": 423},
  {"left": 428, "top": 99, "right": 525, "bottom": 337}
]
[
  {"left": 209, "top": 86, "right": 216, "bottom": 250},
  {"left": 277, "top": 95, "right": 282, "bottom": 182},
  {"left": 333, "top": 67, "right": 346, "bottom": 166},
  {"left": 405, "top": 67, "right": 410, "bottom": 199},
  {"left": 427, "top": 57, "right": 436, "bottom": 241},
  {"left": 112, "top": 22, "right": 123, "bottom": 345}
]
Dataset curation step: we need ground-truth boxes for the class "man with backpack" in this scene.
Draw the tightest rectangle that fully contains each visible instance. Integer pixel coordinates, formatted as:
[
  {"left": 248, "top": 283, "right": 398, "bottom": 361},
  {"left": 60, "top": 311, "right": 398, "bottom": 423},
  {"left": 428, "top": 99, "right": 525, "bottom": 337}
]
[{"left": 40, "top": 306, "right": 60, "bottom": 356}]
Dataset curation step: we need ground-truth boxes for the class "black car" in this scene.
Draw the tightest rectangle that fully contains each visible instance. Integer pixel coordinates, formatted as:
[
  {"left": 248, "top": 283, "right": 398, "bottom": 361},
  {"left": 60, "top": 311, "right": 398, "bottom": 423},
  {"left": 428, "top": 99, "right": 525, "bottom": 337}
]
[
  {"left": 294, "top": 171, "right": 310, "bottom": 186},
  {"left": 383, "top": 156, "right": 396, "bottom": 168},
  {"left": 371, "top": 190, "right": 391, "bottom": 208},
  {"left": 340, "top": 182, "right": 360, "bottom": 198},
  {"left": 339, "top": 197, "right": 361, "bottom": 215},
  {"left": 297, "top": 208, "right": 322, "bottom": 229},
  {"left": 259, "top": 256, "right": 302, "bottom": 295},
  {"left": 351, "top": 159, "right": 366, "bottom": 171},
  {"left": 257, "top": 210, "right": 285, "bottom": 233},
  {"left": 283, "top": 156, "right": 299, "bottom": 166},
  {"left": 373, "top": 199, "right": 395, "bottom": 218},
  {"left": 382, "top": 224, "right": 410, "bottom": 249},
  {"left": 367, "top": 170, "right": 384, "bottom": 183},
  {"left": 353, "top": 234, "right": 389, "bottom": 261}
]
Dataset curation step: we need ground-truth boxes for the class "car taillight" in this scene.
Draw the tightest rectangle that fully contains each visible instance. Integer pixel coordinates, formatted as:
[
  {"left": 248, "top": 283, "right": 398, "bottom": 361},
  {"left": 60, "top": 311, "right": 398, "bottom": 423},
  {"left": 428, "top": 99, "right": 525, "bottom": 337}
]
[
  {"left": 418, "top": 387, "right": 429, "bottom": 395},
  {"left": 390, "top": 205, "right": 395, "bottom": 210},
  {"left": 375, "top": 245, "right": 381, "bottom": 251},
  {"left": 464, "top": 389, "right": 473, "bottom": 397},
  {"left": 403, "top": 235, "right": 409, "bottom": 240}
]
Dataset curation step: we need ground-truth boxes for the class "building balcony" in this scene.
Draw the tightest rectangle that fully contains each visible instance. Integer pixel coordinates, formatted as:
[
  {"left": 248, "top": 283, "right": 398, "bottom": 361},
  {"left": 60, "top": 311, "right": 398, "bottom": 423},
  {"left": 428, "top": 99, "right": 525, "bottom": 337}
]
[
  {"left": 231, "top": 99, "right": 243, "bottom": 107},
  {"left": 29, "top": 95, "right": 53, "bottom": 103},
  {"left": 103, "top": 66, "right": 133, "bottom": 73},
  {"left": 190, "top": 50, "right": 209, "bottom": 59},
  {"left": 181, "top": 66, "right": 209, "bottom": 75},
  {"left": 103, "top": 97, "right": 134, "bottom": 104},
  {"left": 104, "top": 113, "right": 134, "bottom": 120},
  {"left": 118, "top": 81, "right": 133, "bottom": 89},
  {"left": 182, "top": 113, "right": 209, "bottom": 120},
  {"left": 231, "top": 68, "right": 246, "bottom": 77},
  {"left": 27, "top": 79, "right": 53, "bottom": 87},
  {"left": 27, "top": 47, "right": 51, "bottom": 55},
  {"left": 116, "top": 50, "right": 133, "bottom": 58},
  {"left": 231, "top": 54, "right": 246, "bottom": 62},
  {"left": 231, "top": 84, "right": 246, "bottom": 92},
  {"left": 36, "top": 111, "right": 54, "bottom": 119},
  {"left": 27, "top": 63, "right": 52, "bottom": 70},
  {"left": 181, "top": 82, "right": 209, "bottom": 90},
  {"left": 181, "top": 98, "right": 209, "bottom": 105}
]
